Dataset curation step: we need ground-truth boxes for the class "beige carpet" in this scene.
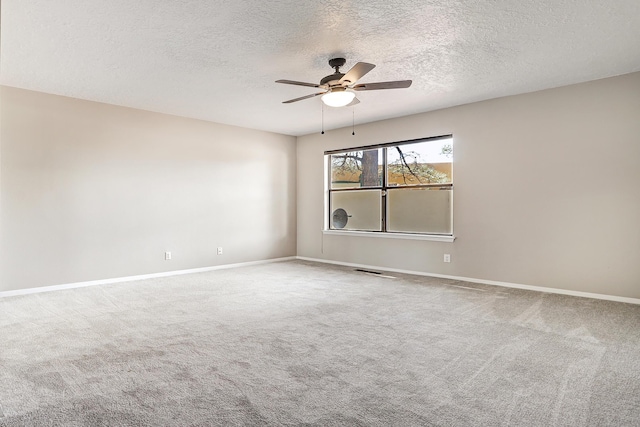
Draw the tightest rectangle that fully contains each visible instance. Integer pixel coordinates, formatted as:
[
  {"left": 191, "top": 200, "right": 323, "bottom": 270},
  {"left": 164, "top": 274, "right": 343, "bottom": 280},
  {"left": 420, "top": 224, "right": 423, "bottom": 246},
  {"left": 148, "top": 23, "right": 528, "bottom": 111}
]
[{"left": 1, "top": 260, "right": 639, "bottom": 426}]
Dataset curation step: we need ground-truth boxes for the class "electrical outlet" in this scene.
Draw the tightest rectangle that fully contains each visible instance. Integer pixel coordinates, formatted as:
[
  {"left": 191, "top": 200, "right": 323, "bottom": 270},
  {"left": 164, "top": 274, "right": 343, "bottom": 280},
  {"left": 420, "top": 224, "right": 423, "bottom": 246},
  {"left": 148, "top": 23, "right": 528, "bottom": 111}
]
[
  {"left": 217, "top": 247, "right": 223, "bottom": 255},
  {"left": 165, "top": 251, "right": 172, "bottom": 260},
  {"left": 444, "top": 254, "right": 451, "bottom": 263}
]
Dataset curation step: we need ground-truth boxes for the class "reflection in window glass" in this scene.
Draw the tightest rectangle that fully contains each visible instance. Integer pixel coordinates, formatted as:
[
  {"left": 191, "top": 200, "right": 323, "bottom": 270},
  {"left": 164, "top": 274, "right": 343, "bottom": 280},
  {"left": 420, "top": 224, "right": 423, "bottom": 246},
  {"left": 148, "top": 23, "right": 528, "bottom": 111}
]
[
  {"left": 330, "top": 190, "right": 381, "bottom": 231},
  {"left": 331, "top": 148, "right": 383, "bottom": 189}
]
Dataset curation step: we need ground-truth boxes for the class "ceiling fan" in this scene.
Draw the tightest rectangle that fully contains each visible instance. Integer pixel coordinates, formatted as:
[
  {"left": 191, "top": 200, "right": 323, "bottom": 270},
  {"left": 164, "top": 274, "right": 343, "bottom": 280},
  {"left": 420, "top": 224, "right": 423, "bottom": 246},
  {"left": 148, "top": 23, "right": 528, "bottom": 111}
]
[{"left": 276, "top": 58, "right": 412, "bottom": 107}]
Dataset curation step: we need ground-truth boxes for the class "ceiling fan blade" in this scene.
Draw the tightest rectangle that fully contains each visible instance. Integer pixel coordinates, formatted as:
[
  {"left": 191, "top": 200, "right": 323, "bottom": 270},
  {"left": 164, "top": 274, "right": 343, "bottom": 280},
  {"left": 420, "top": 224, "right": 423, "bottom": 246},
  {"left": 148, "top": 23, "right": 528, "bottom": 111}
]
[
  {"left": 352, "top": 80, "right": 412, "bottom": 91},
  {"left": 346, "top": 97, "right": 360, "bottom": 106},
  {"left": 339, "top": 62, "right": 375, "bottom": 85},
  {"left": 282, "top": 92, "right": 325, "bottom": 104},
  {"left": 276, "top": 79, "right": 322, "bottom": 88}
]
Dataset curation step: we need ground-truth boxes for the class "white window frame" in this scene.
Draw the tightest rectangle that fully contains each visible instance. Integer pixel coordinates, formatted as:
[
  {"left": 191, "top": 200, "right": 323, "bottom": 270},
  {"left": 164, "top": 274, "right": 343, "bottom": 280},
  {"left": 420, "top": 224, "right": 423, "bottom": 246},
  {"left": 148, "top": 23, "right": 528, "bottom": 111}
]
[{"left": 324, "top": 135, "right": 454, "bottom": 242}]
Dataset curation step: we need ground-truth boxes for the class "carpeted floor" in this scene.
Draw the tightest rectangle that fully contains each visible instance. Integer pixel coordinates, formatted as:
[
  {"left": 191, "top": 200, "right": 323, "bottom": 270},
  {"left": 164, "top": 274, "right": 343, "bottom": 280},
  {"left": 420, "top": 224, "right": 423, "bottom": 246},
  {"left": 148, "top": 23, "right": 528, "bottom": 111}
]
[{"left": 0, "top": 260, "right": 639, "bottom": 426}]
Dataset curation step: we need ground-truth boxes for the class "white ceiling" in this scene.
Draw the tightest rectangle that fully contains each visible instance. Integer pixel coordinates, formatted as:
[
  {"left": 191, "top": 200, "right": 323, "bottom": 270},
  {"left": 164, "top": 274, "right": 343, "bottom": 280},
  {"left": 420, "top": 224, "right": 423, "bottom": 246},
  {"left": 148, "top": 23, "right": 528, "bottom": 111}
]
[{"left": 2, "top": 1, "right": 640, "bottom": 136}]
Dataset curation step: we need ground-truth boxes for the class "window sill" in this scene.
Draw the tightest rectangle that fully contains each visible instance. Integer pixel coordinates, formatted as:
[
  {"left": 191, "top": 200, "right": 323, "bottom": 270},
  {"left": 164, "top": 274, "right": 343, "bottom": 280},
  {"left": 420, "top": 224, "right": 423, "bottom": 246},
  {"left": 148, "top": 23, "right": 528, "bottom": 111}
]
[{"left": 322, "top": 230, "right": 456, "bottom": 242}]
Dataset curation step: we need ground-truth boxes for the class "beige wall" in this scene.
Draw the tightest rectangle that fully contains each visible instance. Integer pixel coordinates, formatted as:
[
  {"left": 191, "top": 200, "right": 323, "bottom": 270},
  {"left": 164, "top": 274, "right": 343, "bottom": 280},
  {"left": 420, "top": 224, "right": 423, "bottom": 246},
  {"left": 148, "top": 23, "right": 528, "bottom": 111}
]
[
  {"left": 3, "top": 73, "right": 639, "bottom": 298},
  {"left": 297, "top": 72, "right": 640, "bottom": 299},
  {"left": 0, "top": 86, "right": 297, "bottom": 291}
]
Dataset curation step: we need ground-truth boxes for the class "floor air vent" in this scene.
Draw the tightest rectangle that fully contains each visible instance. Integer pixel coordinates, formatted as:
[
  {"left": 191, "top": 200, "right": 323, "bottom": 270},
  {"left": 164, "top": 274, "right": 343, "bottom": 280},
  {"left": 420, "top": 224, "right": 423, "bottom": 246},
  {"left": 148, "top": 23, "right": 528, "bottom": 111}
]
[{"left": 355, "top": 269, "right": 396, "bottom": 279}]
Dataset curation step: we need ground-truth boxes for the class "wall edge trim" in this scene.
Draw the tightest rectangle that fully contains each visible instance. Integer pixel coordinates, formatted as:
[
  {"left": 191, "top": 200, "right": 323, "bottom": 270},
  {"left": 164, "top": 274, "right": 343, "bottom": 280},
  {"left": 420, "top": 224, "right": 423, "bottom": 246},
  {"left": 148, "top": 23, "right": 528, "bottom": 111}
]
[
  {"left": 296, "top": 256, "right": 640, "bottom": 305},
  {"left": 0, "top": 257, "right": 297, "bottom": 298}
]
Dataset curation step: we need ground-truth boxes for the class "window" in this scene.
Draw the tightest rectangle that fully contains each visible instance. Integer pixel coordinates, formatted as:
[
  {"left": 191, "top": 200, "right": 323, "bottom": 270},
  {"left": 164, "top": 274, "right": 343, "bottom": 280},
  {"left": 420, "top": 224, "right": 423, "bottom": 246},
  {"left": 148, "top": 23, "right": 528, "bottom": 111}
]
[{"left": 326, "top": 135, "right": 453, "bottom": 236}]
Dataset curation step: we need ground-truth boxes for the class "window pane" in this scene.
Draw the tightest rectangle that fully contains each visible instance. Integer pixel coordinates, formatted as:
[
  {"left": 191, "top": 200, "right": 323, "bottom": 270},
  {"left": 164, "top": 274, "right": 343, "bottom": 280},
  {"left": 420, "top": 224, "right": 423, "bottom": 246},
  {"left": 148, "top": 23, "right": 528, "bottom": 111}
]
[
  {"left": 331, "top": 149, "right": 383, "bottom": 189},
  {"left": 387, "top": 139, "right": 452, "bottom": 187},
  {"left": 387, "top": 187, "right": 452, "bottom": 234},
  {"left": 330, "top": 190, "right": 381, "bottom": 231}
]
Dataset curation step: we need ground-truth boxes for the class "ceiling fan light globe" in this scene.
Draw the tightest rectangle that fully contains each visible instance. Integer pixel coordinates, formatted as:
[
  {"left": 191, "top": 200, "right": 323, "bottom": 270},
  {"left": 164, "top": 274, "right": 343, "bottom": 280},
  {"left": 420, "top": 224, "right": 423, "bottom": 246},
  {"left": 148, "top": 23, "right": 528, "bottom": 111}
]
[{"left": 321, "top": 90, "right": 355, "bottom": 107}]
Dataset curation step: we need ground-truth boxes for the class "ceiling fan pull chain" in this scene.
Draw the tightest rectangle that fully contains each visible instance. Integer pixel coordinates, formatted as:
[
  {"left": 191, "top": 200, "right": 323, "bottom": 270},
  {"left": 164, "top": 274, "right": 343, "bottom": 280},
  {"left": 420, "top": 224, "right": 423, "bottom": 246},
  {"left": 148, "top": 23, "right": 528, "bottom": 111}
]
[
  {"left": 321, "top": 103, "right": 325, "bottom": 135},
  {"left": 352, "top": 108, "right": 355, "bottom": 136}
]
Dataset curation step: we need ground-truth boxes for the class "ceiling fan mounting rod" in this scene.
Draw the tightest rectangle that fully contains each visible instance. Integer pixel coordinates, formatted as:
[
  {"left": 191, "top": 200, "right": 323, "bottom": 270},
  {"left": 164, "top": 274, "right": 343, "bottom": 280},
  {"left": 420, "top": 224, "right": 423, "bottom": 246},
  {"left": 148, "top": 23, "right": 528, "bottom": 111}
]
[{"left": 328, "top": 57, "right": 346, "bottom": 73}]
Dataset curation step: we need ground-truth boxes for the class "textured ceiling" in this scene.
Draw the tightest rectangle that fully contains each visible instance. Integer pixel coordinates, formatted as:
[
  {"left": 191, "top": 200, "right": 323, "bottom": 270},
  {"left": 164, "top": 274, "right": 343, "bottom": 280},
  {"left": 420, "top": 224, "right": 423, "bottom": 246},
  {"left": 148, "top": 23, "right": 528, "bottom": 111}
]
[{"left": 2, "top": 1, "right": 640, "bottom": 136}]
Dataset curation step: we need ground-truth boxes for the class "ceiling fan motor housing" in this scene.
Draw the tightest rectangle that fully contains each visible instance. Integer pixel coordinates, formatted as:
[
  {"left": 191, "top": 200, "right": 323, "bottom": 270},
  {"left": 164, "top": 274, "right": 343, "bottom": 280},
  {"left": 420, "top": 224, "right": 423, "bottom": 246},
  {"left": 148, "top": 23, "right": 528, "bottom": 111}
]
[
  {"left": 320, "top": 73, "right": 345, "bottom": 86},
  {"left": 322, "top": 58, "right": 347, "bottom": 85}
]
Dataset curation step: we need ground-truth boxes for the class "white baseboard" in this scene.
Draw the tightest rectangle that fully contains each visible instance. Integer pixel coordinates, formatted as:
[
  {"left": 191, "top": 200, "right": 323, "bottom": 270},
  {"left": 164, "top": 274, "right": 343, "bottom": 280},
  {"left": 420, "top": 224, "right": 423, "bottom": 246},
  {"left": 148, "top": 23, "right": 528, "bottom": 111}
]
[
  {"left": 296, "top": 256, "right": 640, "bottom": 305},
  {"left": 3, "top": 255, "right": 638, "bottom": 305},
  {"left": 0, "top": 256, "right": 297, "bottom": 298}
]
